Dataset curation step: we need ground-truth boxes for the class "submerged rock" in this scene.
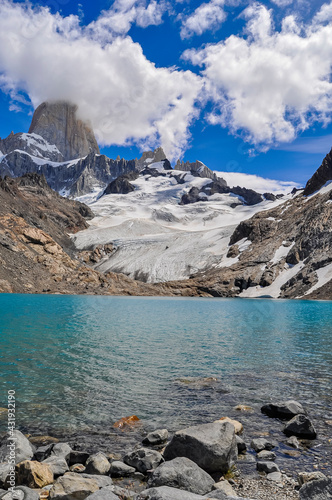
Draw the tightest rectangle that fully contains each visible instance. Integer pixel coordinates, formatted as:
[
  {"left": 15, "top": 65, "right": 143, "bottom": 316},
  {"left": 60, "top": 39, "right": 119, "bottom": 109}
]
[
  {"left": 147, "top": 457, "right": 214, "bottom": 495},
  {"left": 163, "top": 421, "right": 237, "bottom": 473}
]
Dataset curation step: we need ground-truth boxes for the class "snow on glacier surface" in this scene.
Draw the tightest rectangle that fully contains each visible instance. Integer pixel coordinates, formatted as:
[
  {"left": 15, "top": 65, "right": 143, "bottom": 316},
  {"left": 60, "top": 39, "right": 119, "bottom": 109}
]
[{"left": 73, "top": 164, "right": 291, "bottom": 283}]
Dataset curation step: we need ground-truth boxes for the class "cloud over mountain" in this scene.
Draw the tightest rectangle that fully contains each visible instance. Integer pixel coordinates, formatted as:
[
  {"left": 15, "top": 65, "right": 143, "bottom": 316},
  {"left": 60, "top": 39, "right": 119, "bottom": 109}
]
[{"left": 0, "top": 0, "right": 201, "bottom": 160}]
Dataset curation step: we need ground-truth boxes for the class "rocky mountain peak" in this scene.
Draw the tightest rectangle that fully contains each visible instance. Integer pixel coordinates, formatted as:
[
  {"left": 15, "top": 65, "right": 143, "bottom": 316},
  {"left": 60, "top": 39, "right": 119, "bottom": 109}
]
[
  {"left": 136, "top": 147, "right": 167, "bottom": 169},
  {"left": 28, "top": 101, "right": 100, "bottom": 161},
  {"left": 303, "top": 148, "right": 332, "bottom": 196}
]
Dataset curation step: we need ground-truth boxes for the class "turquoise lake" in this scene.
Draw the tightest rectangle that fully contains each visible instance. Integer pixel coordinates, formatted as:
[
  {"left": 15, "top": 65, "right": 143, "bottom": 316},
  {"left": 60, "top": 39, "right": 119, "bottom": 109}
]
[{"left": 0, "top": 294, "right": 332, "bottom": 475}]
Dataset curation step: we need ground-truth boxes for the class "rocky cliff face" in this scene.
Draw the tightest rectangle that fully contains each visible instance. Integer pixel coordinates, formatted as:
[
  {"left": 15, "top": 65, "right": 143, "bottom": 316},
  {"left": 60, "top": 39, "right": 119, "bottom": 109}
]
[
  {"left": 0, "top": 173, "right": 164, "bottom": 296},
  {"left": 159, "top": 182, "right": 332, "bottom": 300},
  {"left": 28, "top": 101, "right": 100, "bottom": 161},
  {"left": 303, "top": 148, "right": 332, "bottom": 196}
]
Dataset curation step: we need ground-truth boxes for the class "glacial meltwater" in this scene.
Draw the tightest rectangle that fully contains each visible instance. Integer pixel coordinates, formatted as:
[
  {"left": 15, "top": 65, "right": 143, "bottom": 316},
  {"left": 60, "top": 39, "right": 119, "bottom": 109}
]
[{"left": 0, "top": 294, "right": 331, "bottom": 476}]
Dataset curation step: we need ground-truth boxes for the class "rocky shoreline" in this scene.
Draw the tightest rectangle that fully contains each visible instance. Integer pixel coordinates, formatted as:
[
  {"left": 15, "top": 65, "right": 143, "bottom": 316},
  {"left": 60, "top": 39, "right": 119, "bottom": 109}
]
[{"left": 0, "top": 400, "right": 331, "bottom": 500}]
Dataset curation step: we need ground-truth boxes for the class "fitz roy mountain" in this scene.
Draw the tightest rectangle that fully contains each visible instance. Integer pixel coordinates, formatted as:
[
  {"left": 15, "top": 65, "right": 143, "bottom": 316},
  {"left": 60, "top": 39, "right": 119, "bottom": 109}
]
[{"left": 0, "top": 100, "right": 331, "bottom": 300}]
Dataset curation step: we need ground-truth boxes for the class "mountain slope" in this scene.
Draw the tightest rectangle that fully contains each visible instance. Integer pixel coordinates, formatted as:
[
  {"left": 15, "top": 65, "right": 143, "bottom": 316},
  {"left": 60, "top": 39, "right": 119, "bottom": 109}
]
[{"left": 0, "top": 173, "right": 164, "bottom": 296}]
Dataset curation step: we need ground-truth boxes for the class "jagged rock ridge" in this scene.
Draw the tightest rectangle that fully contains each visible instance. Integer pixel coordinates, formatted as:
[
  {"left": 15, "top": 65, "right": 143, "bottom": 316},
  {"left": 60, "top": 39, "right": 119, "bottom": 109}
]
[{"left": 28, "top": 101, "right": 100, "bottom": 161}]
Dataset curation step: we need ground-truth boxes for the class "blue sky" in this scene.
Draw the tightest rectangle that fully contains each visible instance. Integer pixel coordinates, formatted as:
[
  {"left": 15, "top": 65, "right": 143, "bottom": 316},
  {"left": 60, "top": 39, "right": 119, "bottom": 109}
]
[{"left": 1, "top": 0, "right": 332, "bottom": 185}]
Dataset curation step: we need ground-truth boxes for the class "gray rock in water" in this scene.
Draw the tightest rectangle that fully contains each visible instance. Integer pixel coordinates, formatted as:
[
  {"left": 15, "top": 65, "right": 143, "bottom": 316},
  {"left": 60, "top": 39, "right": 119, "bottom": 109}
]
[
  {"left": 283, "top": 414, "right": 317, "bottom": 439},
  {"left": 261, "top": 400, "right": 306, "bottom": 420},
  {"left": 28, "top": 101, "right": 100, "bottom": 161},
  {"left": 123, "top": 448, "right": 164, "bottom": 474},
  {"left": 142, "top": 429, "right": 169, "bottom": 446},
  {"left": 163, "top": 421, "right": 237, "bottom": 473},
  {"left": 49, "top": 472, "right": 100, "bottom": 500},
  {"left": 109, "top": 461, "right": 135, "bottom": 477},
  {"left": 299, "top": 476, "right": 332, "bottom": 499},
  {"left": 85, "top": 452, "right": 110, "bottom": 475},
  {"left": 85, "top": 486, "right": 120, "bottom": 500},
  {"left": 0, "top": 430, "right": 35, "bottom": 464},
  {"left": 43, "top": 456, "right": 69, "bottom": 476},
  {"left": 250, "top": 438, "right": 275, "bottom": 453},
  {"left": 148, "top": 457, "right": 214, "bottom": 495},
  {"left": 256, "top": 461, "right": 280, "bottom": 474},
  {"left": 256, "top": 450, "right": 276, "bottom": 461}
]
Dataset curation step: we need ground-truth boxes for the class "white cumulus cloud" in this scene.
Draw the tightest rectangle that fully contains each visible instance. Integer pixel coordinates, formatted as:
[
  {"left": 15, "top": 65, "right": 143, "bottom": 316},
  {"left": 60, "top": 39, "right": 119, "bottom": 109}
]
[
  {"left": 0, "top": 0, "right": 202, "bottom": 160},
  {"left": 183, "top": 2, "right": 332, "bottom": 149},
  {"left": 180, "top": 0, "right": 227, "bottom": 39}
]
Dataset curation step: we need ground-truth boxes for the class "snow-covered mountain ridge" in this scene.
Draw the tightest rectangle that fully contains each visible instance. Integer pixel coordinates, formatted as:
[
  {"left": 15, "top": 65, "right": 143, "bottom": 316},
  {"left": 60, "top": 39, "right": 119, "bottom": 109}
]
[{"left": 73, "top": 161, "right": 295, "bottom": 283}]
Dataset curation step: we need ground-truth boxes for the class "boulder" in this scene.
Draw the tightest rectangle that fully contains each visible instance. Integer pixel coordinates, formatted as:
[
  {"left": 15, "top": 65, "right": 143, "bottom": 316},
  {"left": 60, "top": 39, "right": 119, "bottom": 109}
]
[
  {"left": 250, "top": 438, "right": 275, "bottom": 453},
  {"left": 123, "top": 448, "right": 164, "bottom": 474},
  {"left": 256, "top": 450, "right": 276, "bottom": 461},
  {"left": 214, "top": 418, "right": 243, "bottom": 435},
  {"left": 49, "top": 472, "right": 99, "bottom": 500},
  {"left": 0, "top": 431, "right": 35, "bottom": 464},
  {"left": 163, "top": 421, "right": 237, "bottom": 473},
  {"left": 299, "top": 477, "right": 332, "bottom": 499},
  {"left": 43, "top": 456, "right": 69, "bottom": 476},
  {"left": 80, "top": 474, "right": 112, "bottom": 489},
  {"left": 283, "top": 415, "right": 317, "bottom": 439},
  {"left": 298, "top": 471, "right": 327, "bottom": 486},
  {"left": 16, "top": 460, "right": 54, "bottom": 488},
  {"left": 85, "top": 453, "right": 110, "bottom": 475},
  {"left": 35, "top": 443, "right": 72, "bottom": 463},
  {"left": 256, "top": 461, "right": 280, "bottom": 474},
  {"left": 143, "top": 430, "right": 169, "bottom": 446},
  {"left": 109, "top": 461, "right": 135, "bottom": 477},
  {"left": 261, "top": 400, "right": 305, "bottom": 420},
  {"left": 148, "top": 457, "right": 214, "bottom": 495},
  {"left": 85, "top": 487, "right": 120, "bottom": 500},
  {"left": 0, "top": 486, "right": 39, "bottom": 500},
  {"left": 137, "top": 486, "right": 207, "bottom": 500}
]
